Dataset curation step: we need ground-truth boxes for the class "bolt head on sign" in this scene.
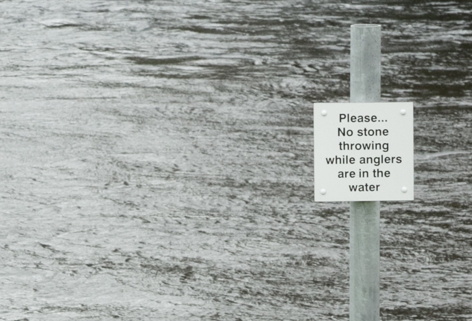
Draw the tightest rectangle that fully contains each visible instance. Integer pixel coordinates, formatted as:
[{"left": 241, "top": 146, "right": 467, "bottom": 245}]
[{"left": 313, "top": 102, "right": 414, "bottom": 202}]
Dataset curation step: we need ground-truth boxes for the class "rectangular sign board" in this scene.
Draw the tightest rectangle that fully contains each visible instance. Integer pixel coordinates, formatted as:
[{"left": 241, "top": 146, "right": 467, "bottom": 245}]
[{"left": 314, "top": 102, "right": 414, "bottom": 202}]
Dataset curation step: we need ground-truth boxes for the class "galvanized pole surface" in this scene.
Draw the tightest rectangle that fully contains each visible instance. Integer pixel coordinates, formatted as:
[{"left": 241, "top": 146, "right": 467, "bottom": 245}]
[{"left": 349, "top": 24, "right": 381, "bottom": 321}]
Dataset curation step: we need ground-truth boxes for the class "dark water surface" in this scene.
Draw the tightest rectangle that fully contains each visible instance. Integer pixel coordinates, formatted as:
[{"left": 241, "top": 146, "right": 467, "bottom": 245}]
[
  {"left": 1, "top": 0, "right": 471, "bottom": 106},
  {"left": 0, "top": 1, "right": 471, "bottom": 320}
]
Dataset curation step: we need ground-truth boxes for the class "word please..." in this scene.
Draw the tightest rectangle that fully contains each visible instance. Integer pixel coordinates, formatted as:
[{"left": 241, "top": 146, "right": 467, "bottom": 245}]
[{"left": 339, "top": 113, "right": 386, "bottom": 123}]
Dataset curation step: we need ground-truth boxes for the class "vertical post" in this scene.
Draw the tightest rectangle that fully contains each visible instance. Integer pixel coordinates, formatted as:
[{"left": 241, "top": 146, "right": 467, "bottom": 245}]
[{"left": 349, "top": 25, "right": 381, "bottom": 321}]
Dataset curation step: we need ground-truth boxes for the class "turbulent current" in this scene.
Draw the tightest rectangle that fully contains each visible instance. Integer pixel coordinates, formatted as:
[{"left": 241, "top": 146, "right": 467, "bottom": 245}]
[{"left": 0, "top": 1, "right": 471, "bottom": 320}]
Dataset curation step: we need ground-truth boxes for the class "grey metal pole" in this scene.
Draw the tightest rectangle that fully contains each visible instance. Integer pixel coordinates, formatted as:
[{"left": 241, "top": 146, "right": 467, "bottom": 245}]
[{"left": 349, "top": 24, "right": 381, "bottom": 321}]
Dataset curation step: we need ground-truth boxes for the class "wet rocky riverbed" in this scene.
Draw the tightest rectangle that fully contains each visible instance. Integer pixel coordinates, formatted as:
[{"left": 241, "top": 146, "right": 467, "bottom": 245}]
[{"left": 0, "top": 1, "right": 471, "bottom": 320}]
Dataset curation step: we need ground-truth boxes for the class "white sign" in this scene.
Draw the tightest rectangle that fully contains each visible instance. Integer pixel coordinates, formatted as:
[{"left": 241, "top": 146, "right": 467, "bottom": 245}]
[{"left": 314, "top": 102, "right": 414, "bottom": 202}]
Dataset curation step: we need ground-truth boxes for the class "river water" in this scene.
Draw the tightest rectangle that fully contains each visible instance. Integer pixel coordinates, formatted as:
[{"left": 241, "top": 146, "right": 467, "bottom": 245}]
[
  {"left": 0, "top": 1, "right": 471, "bottom": 320},
  {"left": 1, "top": 0, "right": 471, "bottom": 106}
]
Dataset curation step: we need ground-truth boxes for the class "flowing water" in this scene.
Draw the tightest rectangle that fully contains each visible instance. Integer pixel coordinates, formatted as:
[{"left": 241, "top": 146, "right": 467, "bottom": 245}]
[
  {"left": 1, "top": 1, "right": 471, "bottom": 106},
  {"left": 0, "top": 1, "right": 471, "bottom": 320}
]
